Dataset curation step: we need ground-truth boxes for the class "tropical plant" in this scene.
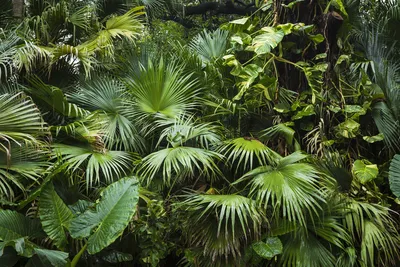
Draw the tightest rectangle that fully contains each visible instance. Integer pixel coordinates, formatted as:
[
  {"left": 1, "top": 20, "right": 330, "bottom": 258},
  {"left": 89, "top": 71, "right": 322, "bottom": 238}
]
[{"left": 0, "top": 0, "right": 400, "bottom": 266}]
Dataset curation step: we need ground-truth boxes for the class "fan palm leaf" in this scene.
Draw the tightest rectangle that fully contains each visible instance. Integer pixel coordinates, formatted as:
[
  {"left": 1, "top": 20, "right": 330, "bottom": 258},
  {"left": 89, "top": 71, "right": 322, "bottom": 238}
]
[
  {"left": 217, "top": 137, "right": 281, "bottom": 173},
  {"left": 157, "top": 114, "right": 221, "bottom": 149},
  {"left": 138, "top": 146, "right": 223, "bottom": 186},
  {"left": 0, "top": 146, "right": 49, "bottom": 200},
  {"left": 189, "top": 29, "right": 229, "bottom": 64},
  {"left": 236, "top": 152, "right": 324, "bottom": 227},
  {"left": 179, "top": 192, "right": 263, "bottom": 263},
  {"left": 0, "top": 93, "right": 46, "bottom": 154},
  {"left": 125, "top": 58, "right": 201, "bottom": 120},
  {"left": 343, "top": 199, "right": 400, "bottom": 266},
  {"left": 52, "top": 144, "right": 138, "bottom": 189},
  {"left": 70, "top": 77, "right": 145, "bottom": 152}
]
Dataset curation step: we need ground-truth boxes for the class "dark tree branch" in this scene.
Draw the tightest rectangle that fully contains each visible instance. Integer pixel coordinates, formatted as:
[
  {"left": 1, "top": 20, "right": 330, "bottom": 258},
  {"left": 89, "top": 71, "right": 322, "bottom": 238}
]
[{"left": 184, "top": 1, "right": 257, "bottom": 16}]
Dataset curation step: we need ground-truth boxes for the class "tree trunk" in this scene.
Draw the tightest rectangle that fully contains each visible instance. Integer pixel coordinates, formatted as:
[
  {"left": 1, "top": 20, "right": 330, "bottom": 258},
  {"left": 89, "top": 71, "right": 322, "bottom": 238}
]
[{"left": 12, "top": 0, "right": 24, "bottom": 18}]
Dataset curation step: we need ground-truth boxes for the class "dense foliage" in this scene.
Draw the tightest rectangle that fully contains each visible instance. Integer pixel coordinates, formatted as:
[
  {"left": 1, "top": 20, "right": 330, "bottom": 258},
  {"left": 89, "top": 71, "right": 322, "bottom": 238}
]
[{"left": 1, "top": 0, "right": 400, "bottom": 266}]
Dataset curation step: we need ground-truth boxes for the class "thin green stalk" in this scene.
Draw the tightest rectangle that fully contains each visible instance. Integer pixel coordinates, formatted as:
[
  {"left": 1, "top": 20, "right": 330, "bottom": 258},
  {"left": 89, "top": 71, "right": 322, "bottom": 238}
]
[{"left": 71, "top": 243, "right": 88, "bottom": 267}]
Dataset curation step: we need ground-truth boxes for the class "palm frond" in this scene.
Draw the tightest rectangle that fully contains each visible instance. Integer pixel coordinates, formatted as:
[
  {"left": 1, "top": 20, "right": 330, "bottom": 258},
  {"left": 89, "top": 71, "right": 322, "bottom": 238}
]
[
  {"left": 236, "top": 153, "right": 324, "bottom": 227},
  {"left": 52, "top": 144, "right": 138, "bottom": 189},
  {"left": 70, "top": 77, "right": 145, "bottom": 152},
  {"left": 217, "top": 137, "right": 281, "bottom": 173},
  {"left": 189, "top": 29, "right": 229, "bottom": 64},
  {"left": 138, "top": 146, "right": 223, "bottom": 186},
  {"left": 179, "top": 192, "right": 263, "bottom": 263},
  {"left": 157, "top": 114, "right": 221, "bottom": 149},
  {"left": 0, "top": 146, "right": 50, "bottom": 201},
  {"left": 0, "top": 93, "right": 46, "bottom": 153},
  {"left": 280, "top": 228, "right": 336, "bottom": 267},
  {"left": 125, "top": 58, "right": 201, "bottom": 119},
  {"left": 343, "top": 198, "right": 400, "bottom": 266}
]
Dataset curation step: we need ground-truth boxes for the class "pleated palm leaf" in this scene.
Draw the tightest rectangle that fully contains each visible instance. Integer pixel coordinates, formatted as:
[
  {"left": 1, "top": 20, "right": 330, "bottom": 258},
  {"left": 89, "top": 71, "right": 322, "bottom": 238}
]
[
  {"left": 125, "top": 58, "right": 202, "bottom": 121},
  {"left": 0, "top": 146, "right": 50, "bottom": 201},
  {"left": 0, "top": 93, "right": 46, "bottom": 155},
  {"left": 0, "top": 33, "right": 51, "bottom": 81},
  {"left": 138, "top": 146, "right": 223, "bottom": 187},
  {"left": 69, "top": 77, "right": 145, "bottom": 153},
  {"left": 157, "top": 114, "right": 222, "bottom": 149},
  {"left": 276, "top": 194, "right": 352, "bottom": 267},
  {"left": 236, "top": 152, "right": 324, "bottom": 227},
  {"left": 178, "top": 192, "right": 263, "bottom": 265},
  {"left": 217, "top": 137, "right": 281, "bottom": 175},
  {"left": 52, "top": 143, "right": 139, "bottom": 189},
  {"left": 342, "top": 199, "right": 400, "bottom": 266},
  {"left": 138, "top": 115, "right": 223, "bottom": 186},
  {"left": 189, "top": 29, "right": 229, "bottom": 64}
]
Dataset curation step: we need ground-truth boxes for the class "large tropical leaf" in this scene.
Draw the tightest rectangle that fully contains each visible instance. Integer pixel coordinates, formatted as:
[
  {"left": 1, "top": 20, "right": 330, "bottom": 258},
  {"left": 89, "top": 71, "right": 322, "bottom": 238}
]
[
  {"left": 343, "top": 199, "right": 400, "bottom": 266},
  {"left": 157, "top": 114, "right": 221, "bottom": 149},
  {"left": 280, "top": 228, "right": 337, "bottom": 267},
  {"left": 252, "top": 237, "right": 282, "bottom": 259},
  {"left": 0, "top": 146, "right": 49, "bottom": 200},
  {"left": 26, "top": 77, "right": 88, "bottom": 118},
  {"left": 217, "top": 137, "right": 280, "bottom": 173},
  {"left": 251, "top": 27, "right": 284, "bottom": 55},
  {"left": 69, "top": 177, "right": 140, "bottom": 254},
  {"left": 0, "top": 93, "right": 46, "bottom": 152},
  {"left": 69, "top": 77, "right": 145, "bottom": 152},
  {"left": 28, "top": 248, "right": 69, "bottom": 267},
  {"left": 0, "top": 210, "right": 43, "bottom": 241},
  {"left": 189, "top": 29, "right": 229, "bottom": 63},
  {"left": 138, "top": 146, "right": 223, "bottom": 186},
  {"left": 38, "top": 183, "right": 74, "bottom": 250},
  {"left": 53, "top": 144, "right": 137, "bottom": 188},
  {"left": 236, "top": 152, "right": 324, "bottom": 226},
  {"left": 125, "top": 58, "right": 201, "bottom": 119},
  {"left": 180, "top": 192, "right": 263, "bottom": 263},
  {"left": 389, "top": 154, "right": 400, "bottom": 198},
  {"left": 182, "top": 193, "right": 263, "bottom": 240}
]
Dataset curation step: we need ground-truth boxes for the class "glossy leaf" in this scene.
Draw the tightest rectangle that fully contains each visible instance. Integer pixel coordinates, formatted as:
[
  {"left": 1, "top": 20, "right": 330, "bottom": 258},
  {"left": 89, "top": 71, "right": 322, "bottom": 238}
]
[
  {"left": 252, "top": 237, "right": 283, "bottom": 259},
  {"left": 252, "top": 28, "right": 284, "bottom": 55},
  {"left": 389, "top": 154, "right": 400, "bottom": 198},
  {"left": 69, "top": 177, "right": 139, "bottom": 254},
  {"left": 352, "top": 160, "right": 378, "bottom": 184},
  {"left": 39, "top": 183, "right": 74, "bottom": 250}
]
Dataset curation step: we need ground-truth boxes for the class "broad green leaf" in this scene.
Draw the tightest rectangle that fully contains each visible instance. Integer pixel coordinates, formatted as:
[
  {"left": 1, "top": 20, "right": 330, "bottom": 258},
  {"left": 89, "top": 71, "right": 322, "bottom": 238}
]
[
  {"left": 336, "top": 119, "right": 360, "bottom": 138},
  {"left": 231, "top": 33, "right": 252, "bottom": 45},
  {"left": 69, "top": 177, "right": 139, "bottom": 254},
  {"left": 363, "top": 133, "right": 384, "bottom": 143},
  {"left": 292, "top": 104, "right": 315, "bottom": 120},
  {"left": 352, "top": 160, "right": 378, "bottom": 184},
  {"left": 344, "top": 105, "right": 365, "bottom": 114},
  {"left": 252, "top": 28, "right": 284, "bottom": 55},
  {"left": 0, "top": 238, "right": 29, "bottom": 257},
  {"left": 69, "top": 200, "right": 94, "bottom": 215},
  {"left": 34, "top": 248, "right": 69, "bottom": 267},
  {"left": 39, "top": 183, "right": 74, "bottom": 250},
  {"left": 252, "top": 237, "right": 283, "bottom": 259},
  {"left": 27, "top": 77, "right": 88, "bottom": 118},
  {"left": 314, "top": 53, "right": 327, "bottom": 60},
  {"left": 331, "top": 0, "right": 348, "bottom": 17},
  {"left": 234, "top": 64, "right": 262, "bottom": 100},
  {"left": 389, "top": 155, "right": 400, "bottom": 198},
  {"left": 276, "top": 23, "right": 295, "bottom": 34},
  {"left": 0, "top": 210, "right": 42, "bottom": 241},
  {"left": 308, "top": 34, "right": 324, "bottom": 44},
  {"left": 303, "top": 63, "right": 328, "bottom": 103},
  {"left": 230, "top": 17, "right": 249, "bottom": 25}
]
